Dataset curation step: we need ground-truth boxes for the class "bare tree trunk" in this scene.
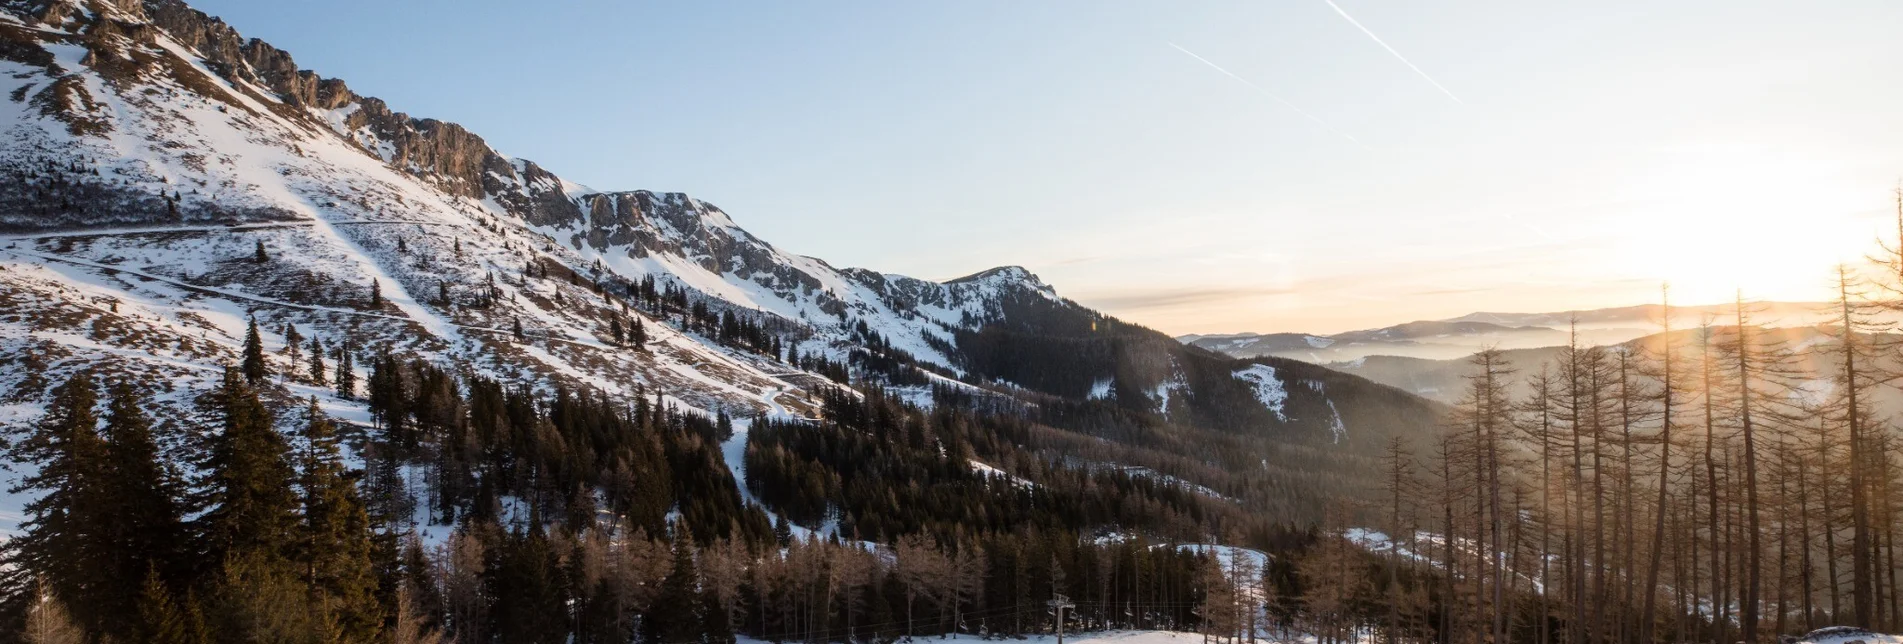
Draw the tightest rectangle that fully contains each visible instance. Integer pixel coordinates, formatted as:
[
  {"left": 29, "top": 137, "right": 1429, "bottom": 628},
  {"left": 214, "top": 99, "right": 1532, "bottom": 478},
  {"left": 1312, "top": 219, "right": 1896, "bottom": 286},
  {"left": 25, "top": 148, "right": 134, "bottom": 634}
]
[
  {"left": 1736, "top": 294, "right": 1764, "bottom": 644},
  {"left": 1641, "top": 287, "right": 1677, "bottom": 644}
]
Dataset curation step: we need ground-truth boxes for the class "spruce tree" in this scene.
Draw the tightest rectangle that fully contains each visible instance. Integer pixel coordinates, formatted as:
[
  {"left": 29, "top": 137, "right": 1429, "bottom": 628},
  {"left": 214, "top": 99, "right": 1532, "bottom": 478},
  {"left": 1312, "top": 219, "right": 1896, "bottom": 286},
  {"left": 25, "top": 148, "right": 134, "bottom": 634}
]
[
  {"left": 252, "top": 240, "right": 268, "bottom": 264},
  {"left": 700, "top": 580, "right": 734, "bottom": 644},
  {"left": 240, "top": 317, "right": 267, "bottom": 384},
  {"left": 335, "top": 344, "right": 356, "bottom": 400},
  {"left": 193, "top": 367, "right": 299, "bottom": 571},
  {"left": 99, "top": 385, "right": 187, "bottom": 637},
  {"left": 7, "top": 372, "right": 110, "bottom": 636},
  {"left": 306, "top": 336, "right": 326, "bottom": 385},
  {"left": 369, "top": 279, "right": 382, "bottom": 309},
  {"left": 487, "top": 526, "right": 567, "bottom": 644},
  {"left": 644, "top": 524, "right": 705, "bottom": 644},
  {"left": 295, "top": 399, "right": 382, "bottom": 641}
]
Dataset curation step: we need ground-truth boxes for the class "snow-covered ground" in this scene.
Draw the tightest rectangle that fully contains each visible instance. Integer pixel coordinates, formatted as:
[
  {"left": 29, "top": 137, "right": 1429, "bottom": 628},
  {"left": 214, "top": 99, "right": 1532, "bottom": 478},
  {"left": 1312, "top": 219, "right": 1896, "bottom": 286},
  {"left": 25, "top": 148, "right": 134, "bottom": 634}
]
[
  {"left": 1796, "top": 627, "right": 1903, "bottom": 644},
  {"left": 970, "top": 459, "right": 1038, "bottom": 489},
  {"left": 739, "top": 629, "right": 1367, "bottom": 644},
  {"left": 1232, "top": 364, "right": 1289, "bottom": 422}
]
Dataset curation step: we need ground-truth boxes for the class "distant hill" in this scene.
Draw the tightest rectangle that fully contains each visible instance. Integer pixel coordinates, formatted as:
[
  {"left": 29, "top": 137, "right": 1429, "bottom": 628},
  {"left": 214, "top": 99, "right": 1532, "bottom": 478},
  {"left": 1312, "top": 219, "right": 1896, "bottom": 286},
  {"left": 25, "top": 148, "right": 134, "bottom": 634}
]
[{"left": 1182, "top": 301, "right": 1835, "bottom": 363}]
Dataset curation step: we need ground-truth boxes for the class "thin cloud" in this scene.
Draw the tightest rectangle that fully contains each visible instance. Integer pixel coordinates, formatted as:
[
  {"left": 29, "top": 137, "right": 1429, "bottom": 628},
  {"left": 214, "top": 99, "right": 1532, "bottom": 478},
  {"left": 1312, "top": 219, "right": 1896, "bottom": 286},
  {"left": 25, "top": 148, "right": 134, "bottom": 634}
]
[
  {"left": 1321, "top": 0, "right": 1465, "bottom": 105},
  {"left": 1081, "top": 286, "right": 1298, "bottom": 311},
  {"left": 1410, "top": 285, "right": 1501, "bottom": 296},
  {"left": 1167, "top": 42, "right": 1363, "bottom": 145}
]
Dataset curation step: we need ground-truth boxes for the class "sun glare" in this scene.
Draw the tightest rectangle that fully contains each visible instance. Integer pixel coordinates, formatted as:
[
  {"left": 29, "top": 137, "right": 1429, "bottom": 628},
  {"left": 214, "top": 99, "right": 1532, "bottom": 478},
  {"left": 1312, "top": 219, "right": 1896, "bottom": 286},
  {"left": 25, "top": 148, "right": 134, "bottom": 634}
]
[{"left": 1612, "top": 143, "right": 1881, "bottom": 306}]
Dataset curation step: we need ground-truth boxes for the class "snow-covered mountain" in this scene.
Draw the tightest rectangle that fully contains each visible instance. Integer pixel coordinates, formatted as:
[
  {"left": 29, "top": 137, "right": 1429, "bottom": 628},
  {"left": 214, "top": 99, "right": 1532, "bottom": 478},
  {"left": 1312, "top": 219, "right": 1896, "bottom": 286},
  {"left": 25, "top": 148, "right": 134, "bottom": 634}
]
[
  {"left": 0, "top": 0, "right": 1447, "bottom": 483},
  {"left": 0, "top": 0, "right": 1083, "bottom": 422}
]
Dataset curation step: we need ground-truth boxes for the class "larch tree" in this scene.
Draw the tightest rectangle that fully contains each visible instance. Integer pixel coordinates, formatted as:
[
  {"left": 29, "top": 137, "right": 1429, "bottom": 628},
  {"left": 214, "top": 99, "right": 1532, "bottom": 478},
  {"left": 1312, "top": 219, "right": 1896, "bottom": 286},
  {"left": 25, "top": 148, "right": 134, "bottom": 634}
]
[{"left": 1640, "top": 286, "right": 1687, "bottom": 644}]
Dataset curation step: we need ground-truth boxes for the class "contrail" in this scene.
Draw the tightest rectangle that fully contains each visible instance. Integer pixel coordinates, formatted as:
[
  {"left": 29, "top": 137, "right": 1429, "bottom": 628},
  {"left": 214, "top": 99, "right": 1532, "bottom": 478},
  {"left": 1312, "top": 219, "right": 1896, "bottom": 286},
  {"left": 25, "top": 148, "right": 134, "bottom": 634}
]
[
  {"left": 1321, "top": 0, "right": 1465, "bottom": 105},
  {"left": 1166, "top": 42, "right": 1362, "bottom": 145}
]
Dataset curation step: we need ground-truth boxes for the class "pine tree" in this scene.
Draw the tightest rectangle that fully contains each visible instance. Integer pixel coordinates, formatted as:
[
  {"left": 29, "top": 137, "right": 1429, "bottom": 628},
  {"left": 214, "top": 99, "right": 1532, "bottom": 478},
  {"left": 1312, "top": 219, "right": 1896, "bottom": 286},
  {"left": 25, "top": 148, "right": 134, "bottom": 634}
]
[
  {"left": 370, "top": 279, "right": 383, "bottom": 309},
  {"left": 252, "top": 240, "right": 268, "bottom": 264},
  {"left": 6, "top": 373, "right": 109, "bottom": 637},
  {"left": 513, "top": 318, "right": 525, "bottom": 340},
  {"left": 295, "top": 399, "right": 383, "bottom": 641},
  {"left": 241, "top": 316, "right": 267, "bottom": 384},
  {"left": 194, "top": 367, "right": 299, "bottom": 570},
  {"left": 306, "top": 336, "right": 326, "bottom": 385},
  {"left": 611, "top": 317, "right": 625, "bottom": 345}
]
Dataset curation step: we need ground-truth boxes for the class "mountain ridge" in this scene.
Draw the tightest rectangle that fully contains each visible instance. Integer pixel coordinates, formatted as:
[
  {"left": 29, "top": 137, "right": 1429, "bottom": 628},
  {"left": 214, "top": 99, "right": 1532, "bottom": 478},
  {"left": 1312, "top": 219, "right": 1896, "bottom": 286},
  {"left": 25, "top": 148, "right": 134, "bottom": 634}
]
[{"left": 0, "top": 0, "right": 1443, "bottom": 459}]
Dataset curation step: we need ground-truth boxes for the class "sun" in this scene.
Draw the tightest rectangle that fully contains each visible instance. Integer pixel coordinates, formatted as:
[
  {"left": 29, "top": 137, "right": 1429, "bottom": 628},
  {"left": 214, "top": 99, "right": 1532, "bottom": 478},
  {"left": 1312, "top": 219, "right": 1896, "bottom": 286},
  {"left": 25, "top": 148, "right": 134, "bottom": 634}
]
[{"left": 1610, "top": 142, "right": 1884, "bottom": 306}]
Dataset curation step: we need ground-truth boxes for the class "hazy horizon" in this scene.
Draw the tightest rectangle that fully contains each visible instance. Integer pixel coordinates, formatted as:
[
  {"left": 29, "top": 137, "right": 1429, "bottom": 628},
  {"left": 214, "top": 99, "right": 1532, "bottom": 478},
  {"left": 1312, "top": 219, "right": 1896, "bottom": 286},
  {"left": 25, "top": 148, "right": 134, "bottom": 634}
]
[{"left": 185, "top": 0, "right": 1903, "bottom": 335}]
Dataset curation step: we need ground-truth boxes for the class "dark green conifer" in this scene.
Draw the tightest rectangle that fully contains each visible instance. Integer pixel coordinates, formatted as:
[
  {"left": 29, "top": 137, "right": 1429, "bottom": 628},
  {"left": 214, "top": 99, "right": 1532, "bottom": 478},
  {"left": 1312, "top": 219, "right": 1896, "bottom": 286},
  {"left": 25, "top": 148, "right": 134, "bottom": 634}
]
[
  {"left": 295, "top": 399, "right": 382, "bottom": 640},
  {"left": 7, "top": 371, "right": 110, "bottom": 634},
  {"left": 99, "top": 385, "right": 188, "bottom": 637},
  {"left": 643, "top": 523, "right": 704, "bottom": 644},
  {"left": 240, "top": 317, "right": 267, "bottom": 384},
  {"left": 306, "top": 336, "right": 326, "bottom": 384},
  {"left": 194, "top": 367, "right": 298, "bottom": 569},
  {"left": 335, "top": 344, "right": 356, "bottom": 399}
]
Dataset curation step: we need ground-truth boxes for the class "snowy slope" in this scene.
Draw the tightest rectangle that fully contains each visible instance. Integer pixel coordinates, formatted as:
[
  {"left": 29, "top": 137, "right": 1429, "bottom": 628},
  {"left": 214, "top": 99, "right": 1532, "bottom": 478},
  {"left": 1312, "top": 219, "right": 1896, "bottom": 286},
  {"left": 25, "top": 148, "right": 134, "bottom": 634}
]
[{"left": 0, "top": 0, "right": 1069, "bottom": 432}]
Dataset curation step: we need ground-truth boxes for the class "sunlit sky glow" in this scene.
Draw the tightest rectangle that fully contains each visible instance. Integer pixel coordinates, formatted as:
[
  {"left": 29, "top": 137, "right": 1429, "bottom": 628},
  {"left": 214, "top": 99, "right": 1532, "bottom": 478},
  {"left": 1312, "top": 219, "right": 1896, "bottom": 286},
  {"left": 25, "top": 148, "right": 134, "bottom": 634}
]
[{"left": 190, "top": 0, "right": 1903, "bottom": 334}]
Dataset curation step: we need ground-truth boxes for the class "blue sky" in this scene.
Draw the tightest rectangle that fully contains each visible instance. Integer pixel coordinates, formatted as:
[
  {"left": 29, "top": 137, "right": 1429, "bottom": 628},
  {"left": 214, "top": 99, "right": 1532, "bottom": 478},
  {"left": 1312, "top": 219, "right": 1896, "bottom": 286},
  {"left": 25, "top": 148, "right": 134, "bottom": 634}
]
[{"left": 191, "top": 0, "right": 1903, "bottom": 334}]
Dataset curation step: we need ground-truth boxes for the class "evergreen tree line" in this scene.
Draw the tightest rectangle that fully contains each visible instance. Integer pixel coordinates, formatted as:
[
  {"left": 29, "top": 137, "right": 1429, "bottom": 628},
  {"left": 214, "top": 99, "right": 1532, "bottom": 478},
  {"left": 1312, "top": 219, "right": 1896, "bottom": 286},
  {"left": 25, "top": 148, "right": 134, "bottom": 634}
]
[
  {"left": 355, "top": 357, "right": 772, "bottom": 545},
  {"left": 745, "top": 386, "right": 1228, "bottom": 544},
  {"left": 2, "top": 368, "right": 403, "bottom": 644}
]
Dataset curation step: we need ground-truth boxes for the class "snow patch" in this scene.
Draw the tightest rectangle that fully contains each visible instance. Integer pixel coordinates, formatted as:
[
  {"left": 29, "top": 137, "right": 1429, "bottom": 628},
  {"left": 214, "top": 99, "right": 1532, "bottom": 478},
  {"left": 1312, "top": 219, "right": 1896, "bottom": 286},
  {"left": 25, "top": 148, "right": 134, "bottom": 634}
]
[{"left": 1231, "top": 364, "right": 1288, "bottom": 421}]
